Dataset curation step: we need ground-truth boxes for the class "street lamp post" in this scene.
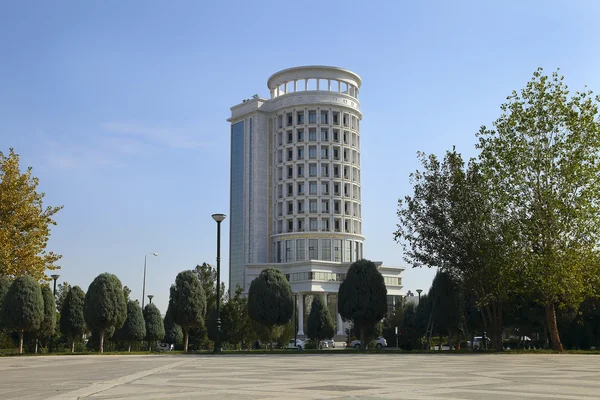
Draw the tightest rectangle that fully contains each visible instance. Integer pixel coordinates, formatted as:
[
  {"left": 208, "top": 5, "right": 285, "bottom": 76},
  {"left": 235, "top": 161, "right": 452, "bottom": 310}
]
[
  {"left": 51, "top": 274, "right": 60, "bottom": 297},
  {"left": 147, "top": 295, "right": 154, "bottom": 304},
  {"left": 50, "top": 274, "right": 60, "bottom": 353},
  {"left": 142, "top": 253, "right": 158, "bottom": 309},
  {"left": 212, "top": 213, "right": 226, "bottom": 353}
]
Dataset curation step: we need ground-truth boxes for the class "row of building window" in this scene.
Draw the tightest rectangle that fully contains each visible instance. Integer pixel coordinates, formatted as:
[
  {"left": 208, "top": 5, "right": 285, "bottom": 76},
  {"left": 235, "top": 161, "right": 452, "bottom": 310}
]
[
  {"left": 275, "top": 216, "right": 362, "bottom": 234},
  {"left": 276, "top": 145, "right": 360, "bottom": 164},
  {"left": 277, "top": 198, "right": 361, "bottom": 217},
  {"left": 277, "top": 163, "right": 360, "bottom": 183},
  {"left": 277, "top": 181, "right": 360, "bottom": 199},
  {"left": 285, "top": 271, "right": 347, "bottom": 282},
  {"left": 274, "top": 238, "right": 363, "bottom": 263},
  {"left": 272, "top": 79, "right": 358, "bottom": 100},
  {"left": 277, "top": 111, "right": 359, "bottom": 130},
  {"left": 276, "top": 128, "right": 359, "bottom": 148}
]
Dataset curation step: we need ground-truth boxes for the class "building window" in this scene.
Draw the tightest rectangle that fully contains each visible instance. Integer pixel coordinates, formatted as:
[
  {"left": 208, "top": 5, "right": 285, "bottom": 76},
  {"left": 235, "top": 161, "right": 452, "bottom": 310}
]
[
  {"left": 321, "top": 164, "right": 329, "bottom": 177},
  {"left": 345, "top": 240, "right": 352, "bottom": 262},
  {"left": 333, "top": 239, "right": 342, "bottom": 261},
  {"left": 309, "top": 110, "right": 317, "bottom": 124},
  {"left": 309, "top": 163, "right": 317, "bottom": 177},
  {"left": 296, "top": 239, "right": 305, "bottom": 261},
  {"left": 297, "top": 129, "right": 304, "bottom": 142},
  {"left": 333, "top": 165, "right": 340, "bottom": 178},
  {"left": 321, "top": 147, "right": 328, "bottom": 159},
  {"left": 287, "top": 219, "right": 293, "bottom": 232},
  {"left": 321, "top": 129, "right": 329, "bottom": 141},
  {"left": 278, "top": 115, "right": 283, "bottom": 129},
  {"left": 276, "top": 241, "right": 282, "bottom": 262},
  {"left": 320, "top": 111, "right": 329, "bottom": 124},
  {"left": 309, "top": 239, "right": 318, "bottom": 259},
  {"left": 334, "top": 183, "right": 340, "bottom": 196},
  {"left": 309, "top": 181, "right": 317, "bottom": 195},
  {"left": 333, "top": 130, "right": 339, "bottom": 142},
  {"left": 343, "top": 113, "right": 349, "bottom": 127},
  {"left": 309, "top": 128, "right": 317, "bottom": 141},
  {"left": 287, "top": 149, "right": 293, "bottom": 161},
  {"left": 297, "top": 164, "right": 304, "bottom": 177},
  {"left": 309, "top": 146, "right": 317, "bottom": 159},
  {"left": 297, "top": 200, "right": 304, "bottom": 213},
  {"left": 298, "top": 218, "right": 304, "bottom": 231},
  {"left": 297, "top": 183, "right": 304, "bottom": 196},
  {"left": 287, "top": 131, "right": 293, "bottom": 143},
  {"left": 287, "top": 184, "right": 293, "bottom": 196},
  {"left": 309, "top": 199, "right": 317, "bottom": 213},
  {"left": 321, "top": 182, "right": 329, "bottom": 195},
  {"left": 287, "top": 113, "right": 293, "bottom": 127},
  {"left": 288, "top": 166, "right": 293, "bottom": 179},
  {"left": 355, "top": 241, "right": 360, "bottom": 261},
  {"left": 297, "top": 112, "right": 304, "bottom": 125},
  {"left": 297, "top": 147, "right": 304, "bottom": 160},
  {"left": 287, "top": 201, "right": 293, "bottom": 215},
  {"left": 285, "top": 240, "right": 293, "bottom": 262},
  {"left": 309, "top": 218, "right": 318, "bottom": 232},
  {"left": 322, "top": 218, "right": 330, "bottom": 232},
  {"left": 322, "top": 239, "right": 331, "bottom": 260},
  {"left": 332, "top": 112, "right": 339, "bottom": 125},
  {"left": 321, "top": 200, "right": 329, "bottom": 213}
]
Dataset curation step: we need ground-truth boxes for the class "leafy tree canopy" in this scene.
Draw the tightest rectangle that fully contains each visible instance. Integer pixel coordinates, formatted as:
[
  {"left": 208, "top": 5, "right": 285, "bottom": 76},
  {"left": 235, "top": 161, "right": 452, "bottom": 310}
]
[
  {"left": 60, "top": 285, "right": 86, "bottom": 351},
  {"left": 0, "top": 149, "right": 62, "bottom": 280},
  {"left": 143, "top": 303, "right": 165, "bottom": 344},
  {"left": 306, "top": 294, "right": 335, "bottom": 342}
]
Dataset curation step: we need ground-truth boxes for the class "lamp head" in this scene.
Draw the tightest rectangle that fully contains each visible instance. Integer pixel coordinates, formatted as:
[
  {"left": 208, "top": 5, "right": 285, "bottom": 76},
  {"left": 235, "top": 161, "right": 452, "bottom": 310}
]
[
  {"left": 416, "top": 289, "right": 423, "bottom": 295},
  {"left": 152, "top": 253, "right": 158, "bottom": 256},
  {"left": 212, "top": 213, "right": 226, "bottom": 223},
  {"left": 51, "top": 274, "right": 60, "bottom": 281}
]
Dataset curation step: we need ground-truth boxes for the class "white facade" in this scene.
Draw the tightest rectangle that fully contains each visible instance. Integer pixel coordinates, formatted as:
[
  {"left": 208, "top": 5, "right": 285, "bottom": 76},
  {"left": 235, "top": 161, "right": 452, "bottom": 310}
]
[{"left": 227, "top": 66, "right": 404, "bottom": 338}]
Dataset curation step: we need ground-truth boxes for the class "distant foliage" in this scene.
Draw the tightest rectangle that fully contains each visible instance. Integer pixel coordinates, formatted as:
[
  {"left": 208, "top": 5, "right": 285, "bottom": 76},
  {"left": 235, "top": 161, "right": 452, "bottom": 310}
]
[
  {"left": 37, "top": 285, "right": 56, "bottom": 346},
  {"left": 338, "top": 259, "right": 387, "bottom": 347},
  {"left": 60, "top": 286, "right": 86, "bottom": 352},
  {"left": 1, "top": 275, "right": 44, "bottom": 353},
  {"left": 247, "top": 268, "right": 293, "bottom": 351},
  {"left": 114, "top": 300, "right": 146, "bottom": 352},
  {"left": 144, "top": 303, "right": 165, "bottom": 349},
  {"left": 163, "top": 305, "right": 183, "bottom": 345},
  {"left": 306, "top": 294, "right": 335, "bottom": 343},
  {"left": 83, "top": 273, "right": 127, "bottom": 353},
  {"left": 169, "top": 270, "right": 206, "bottom": 352}
]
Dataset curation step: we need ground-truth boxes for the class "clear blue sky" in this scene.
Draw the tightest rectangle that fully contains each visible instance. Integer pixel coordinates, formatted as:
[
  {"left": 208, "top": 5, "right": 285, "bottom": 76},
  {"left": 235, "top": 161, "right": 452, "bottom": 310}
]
[{"left": 1, "top": 1, "right": 599, "bottom": 313}]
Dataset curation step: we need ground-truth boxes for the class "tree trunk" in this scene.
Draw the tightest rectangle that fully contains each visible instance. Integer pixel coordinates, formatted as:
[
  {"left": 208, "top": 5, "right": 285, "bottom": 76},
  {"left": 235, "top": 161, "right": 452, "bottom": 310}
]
[
  {"left": 184, "top": 329, "right": 189, "bottom": 353},
  {"left": 545, "top": 303, "right": 563, "bottom": 352},
  {"left": 35, "top": 339, "right": 39, "bottom": 354},
  {"left": 128, "top": 344, "right": 131, "bottom": 353},
  {"left": 269, "top": 332, "right": 274, "bottom": 352},
  {"left": 360, "top": 327, "right": 366, "bottom": 350},
  {"left": 19, "top": 331, "right": 24, "bottom": 354},
  {"left": 100, "top": 331, "right": 105, "bottom": 353},
  {"left": 72, "top": 341, "right": 75, "bottom": 353}
]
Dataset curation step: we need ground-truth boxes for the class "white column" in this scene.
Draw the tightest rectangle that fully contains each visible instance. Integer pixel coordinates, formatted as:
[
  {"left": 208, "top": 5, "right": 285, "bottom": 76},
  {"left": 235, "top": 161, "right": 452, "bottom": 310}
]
[
  {"left": 337, "top": 312, "right": 344, "bottom": 335},
  {"left": 322, "top": 292, "right": 327, "bottom": 304},
  {"left": 297, "top": 294, "right": 304, "bottom": 335}
]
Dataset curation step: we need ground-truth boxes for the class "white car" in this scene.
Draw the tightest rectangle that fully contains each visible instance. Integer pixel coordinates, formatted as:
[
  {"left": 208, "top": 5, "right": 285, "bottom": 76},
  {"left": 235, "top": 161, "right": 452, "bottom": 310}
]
[
  {"left": 156, "top": 342, "right": 174, "bottom": 352},
  {"left": 350, "top": 336, "right": 387, "bottom": 349},
  {"left": 322, "top": 339, "right": 336, "bottom": 348},
  {"left": 286, "top": 339, "right": 304, "bottom": 350}
]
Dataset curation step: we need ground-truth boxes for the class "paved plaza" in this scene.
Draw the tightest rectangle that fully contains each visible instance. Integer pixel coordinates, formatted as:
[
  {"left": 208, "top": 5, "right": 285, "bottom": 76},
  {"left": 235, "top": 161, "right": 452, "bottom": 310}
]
[{"left": 1, "top": 353, "right": 599, "bottom": 399}]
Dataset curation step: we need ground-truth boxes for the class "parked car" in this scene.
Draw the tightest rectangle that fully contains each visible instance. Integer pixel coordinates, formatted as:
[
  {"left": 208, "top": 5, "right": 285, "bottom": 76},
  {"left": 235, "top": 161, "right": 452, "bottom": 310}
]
[
  {"left": 469, "top": 336, "right": 490, "bottom": 350},
  {"left": 322, "top": 339, "right": 336, "bottom": 348},
  {"left": 349, "top": 336, "right": 387, "bottom": 349},
  {"left": 286, "top": 339, "right": 304, "bottom": 351},
  {"left": 156, "top": 342, "right": 174, "bottom": 352}
]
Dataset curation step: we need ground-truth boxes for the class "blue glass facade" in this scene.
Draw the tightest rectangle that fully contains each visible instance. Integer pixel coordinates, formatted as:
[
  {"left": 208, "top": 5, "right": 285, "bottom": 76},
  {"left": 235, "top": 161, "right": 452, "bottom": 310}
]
[{"left": 229, "top": 121, "right": 245, "bottom": 293}]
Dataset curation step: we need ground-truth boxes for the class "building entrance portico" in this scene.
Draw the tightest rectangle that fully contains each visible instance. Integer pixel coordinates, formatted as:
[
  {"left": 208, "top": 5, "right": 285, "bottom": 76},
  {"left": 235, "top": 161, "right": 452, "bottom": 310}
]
[{"left": 295, "top": 291, "right": 346, "bottom": 338}]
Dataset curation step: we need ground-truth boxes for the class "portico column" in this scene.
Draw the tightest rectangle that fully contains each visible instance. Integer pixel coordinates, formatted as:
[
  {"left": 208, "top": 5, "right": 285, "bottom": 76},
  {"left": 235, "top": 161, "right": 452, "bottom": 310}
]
[
  {"left": 297, "top": 294, "right": 305, "bottom": 335},
  {"left": 337, "top": 312, "right": 344, "bottom": 336}
]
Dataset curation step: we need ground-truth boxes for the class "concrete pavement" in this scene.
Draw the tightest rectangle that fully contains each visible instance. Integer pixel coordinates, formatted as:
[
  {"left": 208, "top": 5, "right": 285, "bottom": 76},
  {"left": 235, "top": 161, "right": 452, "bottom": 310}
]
[{"left": 1, "top": 353, "right": 599, "bottom": 399}]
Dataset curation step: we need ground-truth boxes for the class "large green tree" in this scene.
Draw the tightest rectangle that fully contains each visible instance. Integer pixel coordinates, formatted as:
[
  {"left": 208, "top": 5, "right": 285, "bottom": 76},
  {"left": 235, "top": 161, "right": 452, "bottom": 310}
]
[
  {"left": 60, "top": 286, "right": 86, "bottom": 352},
  {"left": 476, "top": 69, "right": 600, "bottom": 351},
  {"left": 114, "top": 300, "right": 146, "bottom": 352},
  {"left": 54, "top": 281, "right": 71, "bottom": 311},
  {"left": 306, "top": 294, "right": 335, "bottom": 345},
  {"left": 169, "top": 270, "right": 206, "bottom": 352},
  {"left": 337, "top": 259, "right": 387, "bottom": 348},
  {"left": 0, "top": 275, "right": 10, "bottom": 315},
  {"left": 395, "top": 150, "right": 517, "bottom": 350},
  {"left": 83, "top": 273, "right": 127, "bottom": 353},
  {"left": 0, "top": 149, "right": 62, "bottom": 280},
  {"left": 143, "top": 303, "right": 165, "bottom": 351},
  {"left": 430, "top": 271, "right": 464, "bottom": 348},
  {"left": 1, "top": 275, "right": 44, "bottom": 353},
  {"left": 35, "top": 284, "right": 56, "bottom": 352},
  {"left": 247, "top": 268, "right": 293, "bottom": 351}
]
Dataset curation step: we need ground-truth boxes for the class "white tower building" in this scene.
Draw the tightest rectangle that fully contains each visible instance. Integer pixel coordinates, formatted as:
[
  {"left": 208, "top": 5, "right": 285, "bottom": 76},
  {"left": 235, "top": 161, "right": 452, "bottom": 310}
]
[{"left": 227, "top": 66, "right": 403, "bottom": 338}]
